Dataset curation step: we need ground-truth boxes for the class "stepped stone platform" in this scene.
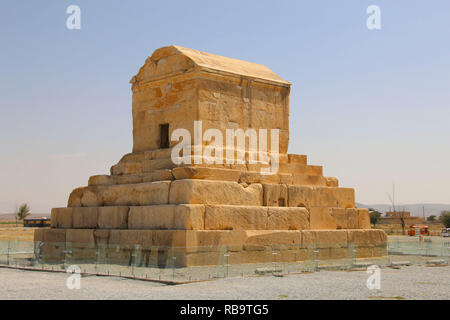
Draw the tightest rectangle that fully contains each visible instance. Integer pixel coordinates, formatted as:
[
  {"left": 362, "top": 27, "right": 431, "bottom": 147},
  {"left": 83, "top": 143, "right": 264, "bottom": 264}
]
[{"left": 35, "top": 45, "right": 387, "bottom": 267}]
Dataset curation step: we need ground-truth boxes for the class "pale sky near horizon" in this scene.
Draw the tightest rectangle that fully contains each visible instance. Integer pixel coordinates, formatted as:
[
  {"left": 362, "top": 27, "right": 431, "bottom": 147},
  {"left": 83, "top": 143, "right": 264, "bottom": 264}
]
[{"left": 1, "top": 1, "right": 449, "bottom": 213}]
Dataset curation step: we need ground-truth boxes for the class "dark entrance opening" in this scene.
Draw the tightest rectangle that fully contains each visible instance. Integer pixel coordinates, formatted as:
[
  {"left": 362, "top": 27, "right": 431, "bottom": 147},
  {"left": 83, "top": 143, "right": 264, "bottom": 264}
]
[{"left": 160, "top": 124, "right": 169, "bottom": 149}]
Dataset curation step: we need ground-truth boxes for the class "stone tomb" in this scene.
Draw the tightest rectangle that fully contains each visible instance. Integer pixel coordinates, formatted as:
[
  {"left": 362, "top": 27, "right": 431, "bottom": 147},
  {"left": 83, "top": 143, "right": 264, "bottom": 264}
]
[{"left": 36, "top": 45, "right": 387, "bottom": 266}]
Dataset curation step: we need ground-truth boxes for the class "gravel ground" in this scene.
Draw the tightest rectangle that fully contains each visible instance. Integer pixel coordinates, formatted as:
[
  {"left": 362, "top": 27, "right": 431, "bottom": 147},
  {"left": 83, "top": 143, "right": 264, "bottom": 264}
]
[{"left": 0, "top": 265, "right": 449, "bottom": 300}]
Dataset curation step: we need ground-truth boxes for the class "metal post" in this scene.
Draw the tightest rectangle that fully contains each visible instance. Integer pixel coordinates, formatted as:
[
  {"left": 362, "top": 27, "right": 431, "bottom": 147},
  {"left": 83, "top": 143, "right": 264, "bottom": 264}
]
[
  {"left": 224, "top": 253, "right": 230, "bottom": 278},
  {"left": 272, "top": 252, "right": 278, "bottom": 273},
  {"left": 7, "top": 241, "right": 10, "bottom": 265},
  {"left": 172, "top": 256, "right": 176, "bottom": 280}
]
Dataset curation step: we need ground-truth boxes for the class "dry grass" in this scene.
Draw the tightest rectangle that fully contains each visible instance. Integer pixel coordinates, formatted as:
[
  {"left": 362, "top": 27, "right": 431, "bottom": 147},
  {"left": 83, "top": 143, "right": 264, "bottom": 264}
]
[{"left": 0, "top": 221, "right": 35, "bottom": 241}]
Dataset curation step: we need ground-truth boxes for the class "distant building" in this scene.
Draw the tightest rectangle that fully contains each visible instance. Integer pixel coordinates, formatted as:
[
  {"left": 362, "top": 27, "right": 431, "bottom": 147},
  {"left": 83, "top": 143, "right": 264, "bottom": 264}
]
[{"left": 379, "top": 211, "right": 422, "bottom": 224}]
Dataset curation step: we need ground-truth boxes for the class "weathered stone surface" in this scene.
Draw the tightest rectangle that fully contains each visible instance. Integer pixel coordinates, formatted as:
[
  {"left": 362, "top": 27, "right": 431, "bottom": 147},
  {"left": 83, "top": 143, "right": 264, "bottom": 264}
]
[
  {"left": 357, "top": 208, "right": 371, "bottom": 229},
  {"left": 330, "top": 208, "right": 359, "bottom": 229},
  {"left": 288, "top": 185, "right": 313, "bottom": 208},
  {"left": 267, "top": 207, "right": 309, "bottom": 230},
  {"left": 169, "top": 179, "right": 263, "bottom": 205},
  {"left": 325, "top": 177, "right": 339, "bottom": 187},
  {"left": 128, "top": 205, "right": 204, "bottom": 230},
  {"left": 113, "top": 174, "right": 144, "bottom": 185},
  {"left": 128, "top": 205, "right": 176, "bottom": 229},
  {"left": 174, "top": 204, "right": 205, "bottom": 230},
  {"left": 97, "top": 206, "right": 129, "bottom": 229},
  {"left": 51, "top": 207, "right": 73, "bottom": 228},
  {"left": 302, "top": 230, "right": 348, "bottom": 249},
  {"left": 35, "top": 228, "right": 66, "bottom": 243},
  {"left": 287, "top": 154, "right": 307, "bottom": 164},
  {"left": 204, "top": 205, "right": 268, "bottom": 230},
  {"left": 72, "top": 207, "right": 98, "bottom": 229},
  {"left": 309, "top": 207, "right": 337, "bottom": 230},
  {"left": 238, "top": 171, "right": 280, "bottom": 184},
  {"left": 347, "top": 229, "right": 387, "bottom": 247},
  {"left": 67, "top": 187, "right": 85, "bottom": 207},
  {"left": 244, "top": 230, "right": 302, "bottom": 247},
  {"left": 262, "top": 184, "right": 287, "bottom": 206},
  {"left": 172, "top": 167, "right": 241, "bottom": 182},
  {"left": 312, "top": 187, "right": 355, "bottom": 208},
  {"left": 142, "top": 169, "right": 174, "bottom": 182},
  {"left": 66, "top": 229, "right": 95, "bottom": 248},
  {"left": 88, "top": 175, "right": 113, "bottom": 186}
]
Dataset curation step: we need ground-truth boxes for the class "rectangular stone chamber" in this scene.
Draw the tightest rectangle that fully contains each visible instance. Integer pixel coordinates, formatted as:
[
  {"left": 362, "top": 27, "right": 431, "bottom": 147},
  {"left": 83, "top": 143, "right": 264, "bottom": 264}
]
[{"left": 36, "top": 45, "right": 387, "bottom": 267}]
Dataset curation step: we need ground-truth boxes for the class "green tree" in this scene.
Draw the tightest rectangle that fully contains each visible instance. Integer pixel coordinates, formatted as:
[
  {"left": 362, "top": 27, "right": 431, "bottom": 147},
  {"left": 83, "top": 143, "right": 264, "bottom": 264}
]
[
  {"left": 369, "top": 209, "right": 382, "bottom": 226},
  {"left": 440, "top": 211, "right": 450, "bottom": 228},
  {"left": 17, "top": 204, "right": 30, "bottom": 221},
  {"left": 427, "top": 215, "right": 436, "bottom": 222}
]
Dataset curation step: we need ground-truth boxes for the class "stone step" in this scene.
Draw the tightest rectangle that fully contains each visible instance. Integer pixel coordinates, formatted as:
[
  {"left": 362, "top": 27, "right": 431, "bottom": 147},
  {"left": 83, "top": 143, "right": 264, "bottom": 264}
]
[
  {"left": 52, "top": 204, "right": 369, "bottom": 232},
  {"left": 73, "top": 179, "right": 355, "bottom": 210},
  {"left": 35, "top": 228, "right": 388, "bottom": 267}
]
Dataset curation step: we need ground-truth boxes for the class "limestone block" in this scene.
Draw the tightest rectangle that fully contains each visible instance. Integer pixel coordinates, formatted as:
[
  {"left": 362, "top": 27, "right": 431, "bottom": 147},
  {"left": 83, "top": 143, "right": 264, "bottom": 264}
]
[
  {"left": 263, "top": 184, "right": 288, "bottom": 206},
  {"left": 143, "top": 158, "right": 175, "bottom": 172},
  {"left": 312, "top": 187, "right": 355, "bottom": 208},
  {"left": 194, "top": 230, "right": 248, "bottom": 252},
  {"left": 325, "top": 177, "right": 339, "bottom": 187},
  {"left": 111, "top": 162, "right": 143, "bottom": 175},
  {"left": 174, "top": 204, "right": 205, "bottom": 230},
  {"left": 267, "top": 207, "right": 309, "bottom": 230},
  {"left": 109, "top": 230, "right": 146, "bottom": 248},
  {"left": 142, "top": 169, "right": 174, "bottom": 182},
  {"left": 238, "top": 171, "right": 280, "bottom": 184},
  {"left": 128, "top": 205, "right": 205, "bottom": 230},
  {"left": 146, "top": 148, "right": 173, "bottom": 160},
  {"left": 288, "top": 185, "right": 313, "bottom": 208},
  {"left": 169, "top": 179, "right": 263, "bottom": 205},
  {"left": 88, "top": 175, "right": 113, "bottom": 186},
  {"left": 66, "top": 229, "right": 95, "bottom": 248},
  {"left": 93, "top": 229, "right": 111, "bottom": 245},
  {"left": 278, "top": 173, "right": 293, "bottom": 185},
  {"left": 347, "top": 229, "right": 387, "bottom": 248},
  {"left": 244, "top": 230, "right": 302, "bottom": 249},
  {"left": 119, "top": 152, "right": 146, "bottom": 163},
  {"left": 72, "top": 207, "right": 98, "bottom": 229},
  {"left": 204, "top": 205, "right": 268, "bottom": 230},
  {"left": 113, "top": 174, "right": 144, "bottom": 185},
  {"left": 80, "top": 188, "right": 101, "bottom": 207},
  {"left": 291, "top": 175, "right": 328, "bottom": 186},
  {"left": 34, "top": 228, "right": 66, "bottom": 243},
  {"left": 172, "top": 167, "right": 241, "bottom": 182},
  {"left": 330, "top": 208, "right": 359, "bottom": 229},
  {"left": 51, "top": 207, "right": 73, "bottom": 228},
  {"left": 302, "top": 230, "right": 348, "bottom": 249},
  {"left": 97, "top": 206, "right": 129, "bottom": 229},
  {"left": 101, "top": 181, "right": 171, "bottom": 206},
  {"left": 68, "top": 187, "right": 85, "bottom": 207},
  {"left": 309, "top": 207, "right": 337, "bottom": 230},
  {"left": 287, "top": 154, "right": 307, "bottom": 164},
  {"left": 307, "top": 165, "right": 323, "bottom": 176},
  {"left": 357, "top": 208, "right": 371, "bottom": 229},
  {"left": 128, "top": 205, "right": 176, "bottom": 229}
]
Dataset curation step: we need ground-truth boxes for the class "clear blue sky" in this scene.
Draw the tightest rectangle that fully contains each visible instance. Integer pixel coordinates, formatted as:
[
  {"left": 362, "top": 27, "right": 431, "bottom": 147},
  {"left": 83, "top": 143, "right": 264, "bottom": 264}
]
[{"left": 1, "top": 1, "right": 449, "bottom": 212}]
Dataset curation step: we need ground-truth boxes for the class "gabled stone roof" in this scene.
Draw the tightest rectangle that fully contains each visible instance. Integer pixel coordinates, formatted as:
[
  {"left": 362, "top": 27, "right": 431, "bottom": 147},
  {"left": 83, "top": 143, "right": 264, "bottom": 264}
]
[{"left": 131, "top": 45, "right": 290, "bottom": 87}]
